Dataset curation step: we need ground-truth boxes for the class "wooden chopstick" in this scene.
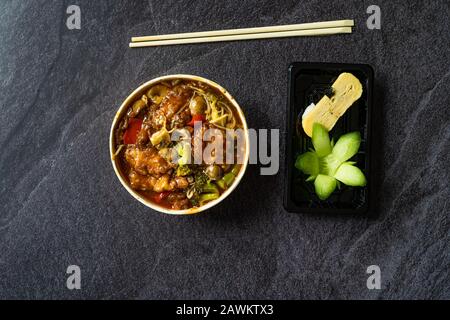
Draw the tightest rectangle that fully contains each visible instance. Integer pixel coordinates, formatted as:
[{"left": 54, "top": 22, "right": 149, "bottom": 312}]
[
  {"left": 131, "top": 19, "right": 354, "bottom": 43},
  {"left": 129, "top": 26, "right": 352, "bottom": 48}
]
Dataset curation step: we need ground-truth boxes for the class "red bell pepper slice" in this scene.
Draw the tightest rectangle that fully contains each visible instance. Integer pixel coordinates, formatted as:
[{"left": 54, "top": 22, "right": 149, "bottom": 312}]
[
  {"left": 153, "top": 191, "right": 171, "bottom": 203},
  {"left": 123, "top": 118, "right": 143, "bottom": 144},
  {"left": 187, "top": 114, "right": 206, "bottom": 127}
]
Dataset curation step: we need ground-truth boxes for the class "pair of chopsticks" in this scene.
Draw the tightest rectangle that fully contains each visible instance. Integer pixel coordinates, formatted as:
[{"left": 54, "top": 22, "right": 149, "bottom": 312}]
[{"left": 130, "top": 19, "right": 354, "bottom": 48}]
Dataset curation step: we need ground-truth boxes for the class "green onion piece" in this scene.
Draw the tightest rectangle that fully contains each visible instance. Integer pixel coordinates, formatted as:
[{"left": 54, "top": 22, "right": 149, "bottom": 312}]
[
  {"left": 202, "top": 182, "right": 219, "bottom": 194},
  {"left": 217, "top": 179, "right": 227, "bottom": 190},
  {"left": 199, "top": 193, "right": 220, "bottom": 205},
  {"left": 231, "top": 165, "right": 240, "bottom": 176},
  {"left": 222, "top": 172, "right": 235, "bottom": 187}
]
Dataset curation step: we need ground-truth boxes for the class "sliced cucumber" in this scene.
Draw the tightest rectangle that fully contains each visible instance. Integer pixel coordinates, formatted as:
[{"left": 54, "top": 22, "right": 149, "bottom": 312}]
[
  {"left": 294, "top": 127, "right": 365, "bottom": 201},
  {"left": 312, "top": 123, "right": 332, "bottom": 157},
  {"left": 314, "top": 174, "right": 337, "bottom": 200},
  {"left": 332, "top": 131, "right": 361, "bottom": 162},
  {"left": 334, "top": 163, "right": 367, "bottom": 187},
  {"left": 295, "top": 151, "right": 319, "bottom": 176},
  {"left": 319, "top": 153, "right": 342, "bottom": 176}
]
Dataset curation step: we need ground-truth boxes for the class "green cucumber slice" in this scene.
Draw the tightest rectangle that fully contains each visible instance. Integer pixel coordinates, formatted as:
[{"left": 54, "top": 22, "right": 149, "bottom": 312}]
[
  {"left": 314, "top": 174, "right": 337, "bottom": 200},
  {"left": 334, "top": 163, "right": 367, "bottom": 187},
  {"left": 295, "top": 151, "right": 319, "bottom": 176},
  {"left": 332, "top": 131, "right": 361, "bottom": 162},
  {"left": 312, "top": 123, "right": 332, "bottom": 158},
  {"left": 319, "top": 153, "right": 342, "bottom": 176}
]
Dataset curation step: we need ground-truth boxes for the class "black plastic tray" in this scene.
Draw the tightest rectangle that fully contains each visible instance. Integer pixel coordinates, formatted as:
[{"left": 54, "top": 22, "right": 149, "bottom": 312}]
[{"left": 284, "top": 62, "right": 374, "bottom": 214}]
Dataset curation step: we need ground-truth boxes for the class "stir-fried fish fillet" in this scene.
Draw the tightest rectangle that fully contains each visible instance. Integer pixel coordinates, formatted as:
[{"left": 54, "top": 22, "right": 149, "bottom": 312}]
[
  {"left": 148, "top": 87, "right": 191, "bottom": 129},
  {"left": 128, "top": 171, "right": 189, "bottom": 193},
  {"left": 125, "top": 146, "right": 173, "bottom": 176}
]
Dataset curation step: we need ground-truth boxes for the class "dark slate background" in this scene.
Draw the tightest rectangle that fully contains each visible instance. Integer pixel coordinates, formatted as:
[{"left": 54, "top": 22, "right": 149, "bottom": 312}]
[{"left": 0, "top": 0, "right": 449, "bottom": 300}]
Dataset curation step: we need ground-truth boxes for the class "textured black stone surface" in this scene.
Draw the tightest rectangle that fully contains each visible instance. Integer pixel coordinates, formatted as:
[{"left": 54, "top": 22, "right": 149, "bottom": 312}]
[{"left": 0, "top": 0, "right": 448, "bottom": 299}]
